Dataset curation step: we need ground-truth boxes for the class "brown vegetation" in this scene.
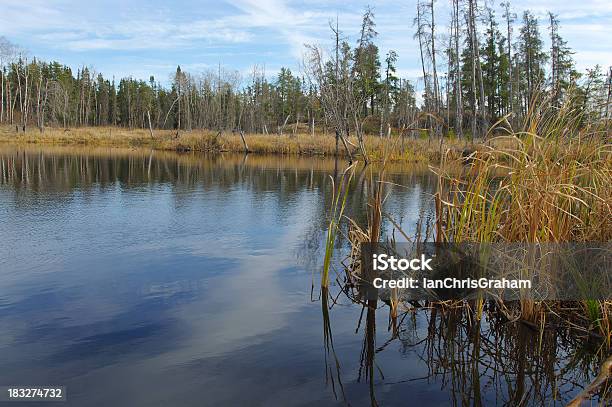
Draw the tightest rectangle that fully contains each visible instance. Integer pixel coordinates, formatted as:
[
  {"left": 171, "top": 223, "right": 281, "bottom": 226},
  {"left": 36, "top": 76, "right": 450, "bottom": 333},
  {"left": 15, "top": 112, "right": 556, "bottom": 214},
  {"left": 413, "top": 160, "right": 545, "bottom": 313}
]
[{"left": 0, "top": 125, "right": 475, "bottom": 164}]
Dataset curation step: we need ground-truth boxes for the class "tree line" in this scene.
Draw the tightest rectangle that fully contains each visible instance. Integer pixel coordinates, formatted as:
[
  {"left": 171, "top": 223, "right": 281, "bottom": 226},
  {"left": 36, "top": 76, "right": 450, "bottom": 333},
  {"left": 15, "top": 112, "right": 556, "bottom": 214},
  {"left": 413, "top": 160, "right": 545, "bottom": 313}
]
[{"left": 0, "top": 0, "right": 610, "bottom": 140}]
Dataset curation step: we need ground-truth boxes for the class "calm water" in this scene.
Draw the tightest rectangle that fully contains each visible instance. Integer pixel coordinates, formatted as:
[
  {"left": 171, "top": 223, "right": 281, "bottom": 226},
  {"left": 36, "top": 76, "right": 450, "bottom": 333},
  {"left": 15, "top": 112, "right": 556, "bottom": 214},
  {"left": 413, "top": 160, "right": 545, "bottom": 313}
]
[{"left": 0, "top": 145, "right": 605, "bottom": 406}]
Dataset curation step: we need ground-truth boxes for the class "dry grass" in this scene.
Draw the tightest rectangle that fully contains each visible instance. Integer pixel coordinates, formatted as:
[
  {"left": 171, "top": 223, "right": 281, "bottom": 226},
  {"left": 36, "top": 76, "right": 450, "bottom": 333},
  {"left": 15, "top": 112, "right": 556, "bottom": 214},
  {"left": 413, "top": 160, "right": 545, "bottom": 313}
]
[
  {"left": 434, "top": 132, "right": 611, "bottom": 333},
  {"left": 339, "top": 97, "right": 611, "bottom": 364},
  {"left": 435, "top": 136, "right": 611, "bottom": 243},
  {"left": 0, "top": 125, "right": 475, "bottom": 164}
]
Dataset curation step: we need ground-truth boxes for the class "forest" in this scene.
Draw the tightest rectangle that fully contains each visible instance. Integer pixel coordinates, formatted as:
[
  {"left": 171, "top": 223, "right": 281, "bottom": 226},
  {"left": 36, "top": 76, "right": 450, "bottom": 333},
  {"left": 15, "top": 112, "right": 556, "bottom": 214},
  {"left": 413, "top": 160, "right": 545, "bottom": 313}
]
[{"left": 0, "top": 1, "right": 610, "bottom": 142}]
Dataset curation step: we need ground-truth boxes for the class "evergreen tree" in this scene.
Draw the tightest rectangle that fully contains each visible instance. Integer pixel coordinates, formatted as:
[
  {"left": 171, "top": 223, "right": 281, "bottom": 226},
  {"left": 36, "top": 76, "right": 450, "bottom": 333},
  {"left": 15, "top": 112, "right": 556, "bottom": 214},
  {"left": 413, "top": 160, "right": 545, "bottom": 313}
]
[
  {"left": 518, "top": 11, "right": 547, "bottom": 109},
  {"left": 548, "top": 12, "right": 576, "bottom": 103},
  {"left": 354, "top": 6, "right": 380, "bottom": 116},
  {"left": 380, "top": 50, "right": 399, "bottom": 135}
]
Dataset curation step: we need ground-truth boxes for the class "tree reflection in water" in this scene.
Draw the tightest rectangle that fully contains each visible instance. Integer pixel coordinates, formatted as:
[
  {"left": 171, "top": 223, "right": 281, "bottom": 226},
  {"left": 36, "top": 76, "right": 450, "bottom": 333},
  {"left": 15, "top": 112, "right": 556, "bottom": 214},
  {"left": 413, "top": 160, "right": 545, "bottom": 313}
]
[{"left": 320, "top": 276, "right": 610, "bottom": 407}]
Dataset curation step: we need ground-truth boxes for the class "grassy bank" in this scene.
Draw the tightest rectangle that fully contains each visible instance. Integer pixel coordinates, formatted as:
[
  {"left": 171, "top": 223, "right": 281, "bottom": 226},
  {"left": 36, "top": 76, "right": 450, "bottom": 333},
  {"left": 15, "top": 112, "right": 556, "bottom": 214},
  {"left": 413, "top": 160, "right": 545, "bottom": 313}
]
[
  {"left": 0, "top": 125, "right": 474, "bottom": 163},
  {"left": 340, "top": 130, "right": 611, "bottom": 333}
]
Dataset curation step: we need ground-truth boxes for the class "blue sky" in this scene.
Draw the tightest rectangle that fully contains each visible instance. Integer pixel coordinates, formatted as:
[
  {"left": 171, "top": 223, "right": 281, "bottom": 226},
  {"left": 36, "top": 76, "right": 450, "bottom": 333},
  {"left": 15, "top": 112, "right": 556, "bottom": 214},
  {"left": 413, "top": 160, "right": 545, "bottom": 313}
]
[{"left": 1, "top": 0, "right": 610, "bottom": 88}]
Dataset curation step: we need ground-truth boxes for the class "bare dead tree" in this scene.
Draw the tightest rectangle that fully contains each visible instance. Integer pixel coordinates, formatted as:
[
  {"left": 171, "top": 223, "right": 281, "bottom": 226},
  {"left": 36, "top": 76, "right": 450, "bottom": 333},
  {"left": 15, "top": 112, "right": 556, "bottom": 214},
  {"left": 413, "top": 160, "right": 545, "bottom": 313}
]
[
  {"left": 452, "top": 0, "right": 463, "bottom": 137},
  {"left": 429, "top": 0, "right": 440, "bottom": 115},
  {"left": 606, "top": 66, "right": 611, "bottom": 121},
  {"left": 472, "top": 1, "right": 487, "bottom": 137},
  {"left": 0, "top": 37, "right": 18, "bottom": 123},
  {"left": 147, "top": 110, "right": 154, "bottom": 138},
  {"left": 304, "top": 34, "right": 368, "bottom": 163},
  {"left": 415, "top": 2, "right": 431, "bottom": 111},
  {"left": 415, "top": 1, "right": 441, "bottom": 136},
  {"left": 501, "top": 2, "right": 516, "bottom": 124},
  {"left": 13, "top": 55, "right": 31, "bottom": 132},
  {"left": 463, "top": 0, "right": 486, "bottom": 138}
]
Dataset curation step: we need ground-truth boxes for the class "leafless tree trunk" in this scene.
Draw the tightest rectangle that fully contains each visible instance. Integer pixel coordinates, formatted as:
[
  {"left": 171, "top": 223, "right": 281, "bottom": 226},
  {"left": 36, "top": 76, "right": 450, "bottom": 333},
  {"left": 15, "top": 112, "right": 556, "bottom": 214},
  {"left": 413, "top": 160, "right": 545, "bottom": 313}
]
[
  {"left": 415, "top": 3, "right": 430, "bottom": 111},
  {"left": 279, "top": 114, "right": 290, "bottom": 135},
  {"left": 36, "top": 72, "right": 43, "bottom": 131},
  {"left": 606, "top": 66, "right": 611, "bottom": 120},
  {"left": 502, "top": 2, "right": 515, "bottom": 123},
  {"left": 147, "top": 110, "right": 154, "bottom": 138},
  {"left": 0, "top": 70, "right": 4, "bottom": 123},
  {"left": 453, "top": 0, "right": 463, "bottom": 137},
  {"left": 36, "top": 76, "right": 48, "bottom": 132},
  {"left": 464, "top": 4, "right": 477, "bottom": 139},
  {"left": 471, "top": 0, "right": 487, "bottom": 137},
  {"left": 305, "top": 39, "right": 363, "bottom": 163},
  {"left": 311, "top": 116, "right": 315, "bottom": 137},
  {"left": 239, "top": 130, "right": 249, "bottom": 153},
  {"left": 177, "top": 74, "right": 181, "bottom": 132},
  {"left": 549, "top": 12, "right": 559, "bottom": 102},
  {"left": 430, "top": 0, "right": 440, "bottom": 115},
  {"left": 14, "top": 58, "right": 30, "bottom": 131},
  {"left": 293, "top": 113, "right": 299, "bottom": 136}
]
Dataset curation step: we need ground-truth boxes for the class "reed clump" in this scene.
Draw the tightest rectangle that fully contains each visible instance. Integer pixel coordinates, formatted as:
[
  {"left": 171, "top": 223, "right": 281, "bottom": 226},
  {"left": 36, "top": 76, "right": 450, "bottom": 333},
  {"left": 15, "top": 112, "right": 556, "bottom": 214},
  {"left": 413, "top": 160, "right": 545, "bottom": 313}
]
[
  {"left": 337, "top": 98, "right": 610, "bottom": 401},
  {"left": 432, "top": 133, "right": 610, "bottom": 327},
  {"left": 431, "top": 100, "right": 611, "bottom": 346},
  {"left": 434, "top": 134, "right": 611, "bottom": 243}
]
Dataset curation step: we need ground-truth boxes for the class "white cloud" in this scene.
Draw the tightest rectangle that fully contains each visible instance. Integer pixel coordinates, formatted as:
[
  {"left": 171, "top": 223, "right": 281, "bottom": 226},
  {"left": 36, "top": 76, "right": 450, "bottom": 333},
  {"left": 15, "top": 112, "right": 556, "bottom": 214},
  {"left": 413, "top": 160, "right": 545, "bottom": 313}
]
[
  {"left": 0, "top": 0, "right": 254, "bottom": 52},
  {"left": 0, "top": 0, "right": 609, "bottom": 83},
  {"left": 224, "top": 0, "right": 331, "bottom": 59}
]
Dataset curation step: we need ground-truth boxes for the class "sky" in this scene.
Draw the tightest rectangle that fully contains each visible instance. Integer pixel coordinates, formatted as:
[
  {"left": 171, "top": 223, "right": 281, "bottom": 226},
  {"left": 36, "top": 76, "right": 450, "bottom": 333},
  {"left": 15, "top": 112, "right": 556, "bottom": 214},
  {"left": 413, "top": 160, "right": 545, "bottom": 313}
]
[{"left": 0, "top": 0, "right": 611, "bottom": 89}]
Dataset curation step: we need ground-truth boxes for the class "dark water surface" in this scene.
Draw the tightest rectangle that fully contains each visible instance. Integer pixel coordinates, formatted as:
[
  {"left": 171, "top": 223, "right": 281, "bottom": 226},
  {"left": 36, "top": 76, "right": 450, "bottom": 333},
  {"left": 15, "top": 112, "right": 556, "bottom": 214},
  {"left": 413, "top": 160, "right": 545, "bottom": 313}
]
[{"left": 0, "top": 145, "right": 604, "bottom": 406}]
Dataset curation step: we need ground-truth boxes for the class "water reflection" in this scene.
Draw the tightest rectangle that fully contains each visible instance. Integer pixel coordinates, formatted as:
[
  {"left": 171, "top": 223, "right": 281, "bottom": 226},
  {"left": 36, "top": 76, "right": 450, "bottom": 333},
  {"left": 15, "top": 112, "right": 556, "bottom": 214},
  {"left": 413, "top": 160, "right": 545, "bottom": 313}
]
[
  {"left": 321, "top": 270, "right": 609, "bottom": 406},
  {"left": 0, "top": 144, "right": 606, "bottom": 406}
]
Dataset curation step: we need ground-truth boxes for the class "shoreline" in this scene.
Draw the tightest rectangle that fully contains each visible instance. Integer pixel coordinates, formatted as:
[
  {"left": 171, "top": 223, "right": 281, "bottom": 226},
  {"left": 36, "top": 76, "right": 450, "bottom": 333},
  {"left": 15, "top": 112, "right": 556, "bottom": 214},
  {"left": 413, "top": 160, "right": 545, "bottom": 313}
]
[{"left": 0, "top": 125, "right": 473, "bottom": 164}]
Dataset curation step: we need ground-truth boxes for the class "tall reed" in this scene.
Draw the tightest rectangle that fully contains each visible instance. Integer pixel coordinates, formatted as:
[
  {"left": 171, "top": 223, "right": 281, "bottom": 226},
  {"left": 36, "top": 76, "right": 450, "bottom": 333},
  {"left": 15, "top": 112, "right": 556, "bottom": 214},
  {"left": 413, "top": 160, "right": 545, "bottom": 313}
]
[
  {"left": 433, "top": 94, "right": 611, "bottom": 332},
  {"left": 321, "top": 163, "right": 356, "bottom": 288},
  {"left": 329, "top": 92, "right": 611, "bottom": 404}
]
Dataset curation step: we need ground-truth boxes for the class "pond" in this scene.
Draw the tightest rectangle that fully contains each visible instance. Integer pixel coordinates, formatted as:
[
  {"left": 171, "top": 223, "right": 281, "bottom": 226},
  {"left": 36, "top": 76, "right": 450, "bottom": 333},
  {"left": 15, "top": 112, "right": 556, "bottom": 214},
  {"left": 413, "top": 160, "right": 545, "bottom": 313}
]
[{"left": 0, "top": 145, "right": 605, "bottom": 406}]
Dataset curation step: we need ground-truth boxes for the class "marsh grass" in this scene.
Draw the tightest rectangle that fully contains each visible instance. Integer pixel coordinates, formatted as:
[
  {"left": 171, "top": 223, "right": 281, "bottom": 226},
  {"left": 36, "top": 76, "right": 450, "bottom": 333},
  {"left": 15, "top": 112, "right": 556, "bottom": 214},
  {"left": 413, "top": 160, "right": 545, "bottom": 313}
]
[
  {"left": 332, "top": 95, "right": 611, "bottom": 403},
  {"left": 1, "top": 125, "right": 477, "bottom": 163},
  {"left": 432, "top": 118, "right": 610, "bottom": 330},
  {"left": 321, "top": 163, "right": 356, "bottom": 288}
]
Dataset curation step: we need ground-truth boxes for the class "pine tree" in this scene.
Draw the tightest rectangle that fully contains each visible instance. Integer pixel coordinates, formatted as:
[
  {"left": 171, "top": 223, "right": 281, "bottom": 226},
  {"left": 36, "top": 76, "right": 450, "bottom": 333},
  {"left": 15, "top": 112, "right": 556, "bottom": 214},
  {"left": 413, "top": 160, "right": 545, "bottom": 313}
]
[
  {"left": 518, "top": 11, "right": 547, "bottom": 110},
  {"left": 481, "top": 7, "right": 500, "bottom": 120},
  {"left": 380, "top": 50, "right": 399, "bottom": 135},
  {"left": 354, "top": 6, "right": 380, "bottom": 116},
  {"left": 548, "top": 12, "right": 576, "bottom": 103}
]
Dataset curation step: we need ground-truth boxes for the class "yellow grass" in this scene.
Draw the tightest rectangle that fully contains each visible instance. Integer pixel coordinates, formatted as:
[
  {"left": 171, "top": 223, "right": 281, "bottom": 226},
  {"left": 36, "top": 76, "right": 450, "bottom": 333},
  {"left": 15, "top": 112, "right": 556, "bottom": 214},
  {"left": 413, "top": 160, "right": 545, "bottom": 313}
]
[{"left": 0, "top": 125, "right": 472, "bottom": 163}]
